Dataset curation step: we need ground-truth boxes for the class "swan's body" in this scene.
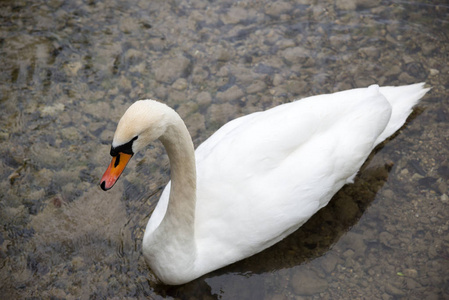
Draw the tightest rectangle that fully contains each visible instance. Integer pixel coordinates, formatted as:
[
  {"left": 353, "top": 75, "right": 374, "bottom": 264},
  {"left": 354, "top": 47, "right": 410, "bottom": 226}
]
[{"left": 100, "top": 83, "right": 429, "bottom": 285}]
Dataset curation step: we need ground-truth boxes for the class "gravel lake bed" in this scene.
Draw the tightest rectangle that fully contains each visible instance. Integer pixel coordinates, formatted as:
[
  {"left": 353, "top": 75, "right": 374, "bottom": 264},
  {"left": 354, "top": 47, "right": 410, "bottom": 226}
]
[{"left": 0, "top": 0, "right": 448, "bottom": 299}]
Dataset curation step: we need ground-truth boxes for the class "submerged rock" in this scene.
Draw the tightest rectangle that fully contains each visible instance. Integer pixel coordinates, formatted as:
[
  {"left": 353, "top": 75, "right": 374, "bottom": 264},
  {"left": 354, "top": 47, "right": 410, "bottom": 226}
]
[
  {"left": 291, "top": 269, "right": 328, "bottom": 296},
  {"left": 154, "top": 55, "right": 191, "bottom": 83}
]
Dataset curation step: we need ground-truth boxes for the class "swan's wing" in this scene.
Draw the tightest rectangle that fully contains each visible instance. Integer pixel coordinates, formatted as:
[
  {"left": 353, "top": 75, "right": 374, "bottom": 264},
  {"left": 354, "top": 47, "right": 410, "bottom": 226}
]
[
  {"left": 193, "top": 86, "right": 393, "bottom": 266},
  {"left": 196, "top": 85, "right": 390, "bottom": 183}
]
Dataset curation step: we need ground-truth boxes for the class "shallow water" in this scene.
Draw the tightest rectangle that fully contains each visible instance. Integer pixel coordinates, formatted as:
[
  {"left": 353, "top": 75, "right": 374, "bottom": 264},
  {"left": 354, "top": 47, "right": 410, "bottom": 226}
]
[{"left": 1, "top": 0, "right": 448, "bottom": 299}]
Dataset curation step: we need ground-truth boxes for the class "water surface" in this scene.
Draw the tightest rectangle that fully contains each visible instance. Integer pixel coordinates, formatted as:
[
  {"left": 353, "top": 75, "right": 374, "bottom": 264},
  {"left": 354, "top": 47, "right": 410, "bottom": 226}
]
[{"left": 1, "top": 0, "right": 448, "bottom": 299}]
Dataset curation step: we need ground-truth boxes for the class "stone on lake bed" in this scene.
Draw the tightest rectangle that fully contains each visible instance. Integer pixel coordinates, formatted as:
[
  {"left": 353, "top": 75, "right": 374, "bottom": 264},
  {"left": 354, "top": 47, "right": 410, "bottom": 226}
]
[
  {"left": 196, "top": 91, "right": 212, "bottom": 107},
  {"left": 216, "top": 85, "right": 245, "bottom": 102},
  {"left": 265, "top": 2, "right": 293, "bottom": 16},
  {"left": 40, "top": 103, "right": 65, "bottom": 117},
  {"left": 282, "top": 47, "right": 310, "bottom": 64},
  {"left": 172, "top": 78, "right": 188, "bottom": 90},
  {"left": 336, "top": 0, "right": 381, "bottom": 10},
  {"left": 321, "top": 252, "right": 341, "bottom": 273},
  {"left": 291, "top": 269, "right": 328, "bottom": 295},
  {"left": 246, "top": 81, "right": 267, "bottom": 94},
  {"left": 385, "top": 282, "right": 405, "bottom": 296},
  {"left": 154, "top": 56, "right": 191, "bottom": 83},
  {"left": 221, "top": 7, "right": 248, "bottom": 24},
  {"left": 403, "top": 268, "right": 418, "bottom": 278},
  {"left": 61, "top": 127, "right": 81, "bottom": 141}
]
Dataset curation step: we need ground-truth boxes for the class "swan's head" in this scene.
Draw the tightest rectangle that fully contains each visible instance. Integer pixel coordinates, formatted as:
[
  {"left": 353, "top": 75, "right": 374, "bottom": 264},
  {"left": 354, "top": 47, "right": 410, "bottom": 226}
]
[{"left": 100, "top": 100, "right": 172, "bottom": 191}]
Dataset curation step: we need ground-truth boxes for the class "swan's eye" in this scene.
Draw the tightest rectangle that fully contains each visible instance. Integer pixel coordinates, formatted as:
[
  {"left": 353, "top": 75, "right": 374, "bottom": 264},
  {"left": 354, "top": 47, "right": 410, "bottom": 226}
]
[{"left": 110, "top": 136, "right": 138, "bottom": 156}]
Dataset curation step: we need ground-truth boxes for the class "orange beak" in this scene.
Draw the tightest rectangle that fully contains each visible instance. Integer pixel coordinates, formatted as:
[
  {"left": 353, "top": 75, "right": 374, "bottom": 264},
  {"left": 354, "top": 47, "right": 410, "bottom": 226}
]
[{"left": 100, "top": 152, "right": 133, "bottom": 191}]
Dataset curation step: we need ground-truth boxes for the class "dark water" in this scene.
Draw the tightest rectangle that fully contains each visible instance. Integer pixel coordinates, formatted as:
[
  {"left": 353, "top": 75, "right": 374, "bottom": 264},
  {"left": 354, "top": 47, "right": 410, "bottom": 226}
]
[{"left": 1, "top": 0, "right": 448, "bottom": 299}]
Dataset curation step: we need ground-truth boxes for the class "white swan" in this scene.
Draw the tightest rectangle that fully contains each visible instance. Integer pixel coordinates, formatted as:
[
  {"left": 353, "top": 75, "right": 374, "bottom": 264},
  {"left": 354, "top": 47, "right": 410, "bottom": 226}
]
[{"left": 100, "top": 83, "right": 429, "bottom": 285}]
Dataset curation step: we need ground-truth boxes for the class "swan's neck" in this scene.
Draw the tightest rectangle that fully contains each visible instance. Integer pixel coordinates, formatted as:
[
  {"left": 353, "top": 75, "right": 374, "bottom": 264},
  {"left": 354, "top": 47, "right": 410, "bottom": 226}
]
[
  {"left": 159, "top": 118, "right": 197, "bottom": 233},
  {"left": 142, "top": 107, "right": 198, "bottom": 284}
]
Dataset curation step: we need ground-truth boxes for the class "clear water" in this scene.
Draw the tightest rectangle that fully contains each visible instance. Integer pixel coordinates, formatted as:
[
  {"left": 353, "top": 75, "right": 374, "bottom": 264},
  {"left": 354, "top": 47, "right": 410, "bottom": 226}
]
[{"left": 1, "top": 0, "right": 448, "bottom": 299}]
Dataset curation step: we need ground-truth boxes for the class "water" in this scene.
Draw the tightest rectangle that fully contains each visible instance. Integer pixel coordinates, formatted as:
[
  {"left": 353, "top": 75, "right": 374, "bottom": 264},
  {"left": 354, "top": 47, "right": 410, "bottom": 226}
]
[{"left": 1, "top": 0, "right": 448, "bottom": 299}]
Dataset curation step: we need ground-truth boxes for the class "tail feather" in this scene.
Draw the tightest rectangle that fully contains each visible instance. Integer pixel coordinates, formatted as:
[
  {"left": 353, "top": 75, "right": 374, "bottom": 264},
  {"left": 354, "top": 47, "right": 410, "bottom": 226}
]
[{"left": 374, "top": 82, "right": 430, "bottom": 145}]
